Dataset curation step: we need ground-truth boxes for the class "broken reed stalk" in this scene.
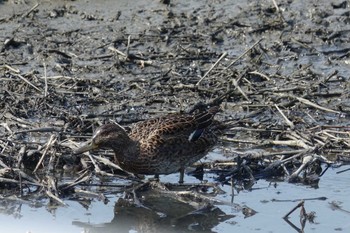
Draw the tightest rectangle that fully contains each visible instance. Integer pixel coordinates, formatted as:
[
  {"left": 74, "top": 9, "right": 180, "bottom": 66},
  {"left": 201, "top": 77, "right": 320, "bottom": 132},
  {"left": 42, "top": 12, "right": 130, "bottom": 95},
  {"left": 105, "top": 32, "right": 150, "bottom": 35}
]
[
  {"left": 224, "top": 38, "right": 263, "bottom": 70},
  {"left": 283, "top": 200, "right": 304, "bottom": 219},
  {"left": 289, "top": 155, "right": 316, "bottom": 181},
  {"left": 231, "top": 78, "right": 250, "bottom": 101},
  {"left": 196, "top": 52, "right": 228, "bottom": 86},
  {"left": 46, "top": 189, "right": 67, "bottom": 206},
  {"left": 43, "top": 62, "right": 48, "bottom": 97},
  {"left": 274, "top": 93, "right": 342, "bottom": 114},
  {"left": 21, "top": 2, "right": 39, "bottom": 19},
  {"left": 33, "top": 134, "right": 57, "bottom": 172},
  {"left": 275, "top": 104, "right": 294, "bottom": 128},
  {"left": 230, "top": 177, "right": 235, "bottom": 203},
  {"left": 59, "top": 171, "right": 91, "bottom": 191},
  {"left": 12, "top": 72, "right": 43, "bottom": 93},
  {"left": 196, "top": 38, "right": 262, "bottom": 86},
  {"left": 0, "top": 177, "right": 43, "bottom": 187}
]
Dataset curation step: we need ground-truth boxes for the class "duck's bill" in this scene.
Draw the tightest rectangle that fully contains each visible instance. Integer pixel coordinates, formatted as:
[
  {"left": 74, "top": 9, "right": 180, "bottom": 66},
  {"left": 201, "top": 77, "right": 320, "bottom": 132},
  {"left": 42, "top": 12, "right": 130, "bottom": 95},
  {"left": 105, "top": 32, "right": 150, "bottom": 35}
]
[{"left": 74, "top": 142, "right": 97, "bottom": 155}]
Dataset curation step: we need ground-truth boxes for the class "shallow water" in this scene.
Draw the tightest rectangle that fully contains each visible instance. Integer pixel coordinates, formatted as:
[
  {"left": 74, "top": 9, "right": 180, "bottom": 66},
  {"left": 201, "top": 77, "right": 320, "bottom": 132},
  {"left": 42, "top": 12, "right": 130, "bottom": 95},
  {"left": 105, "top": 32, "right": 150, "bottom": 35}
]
[{"left": 1, "top": 164, "right": 349, "bottom": 233}]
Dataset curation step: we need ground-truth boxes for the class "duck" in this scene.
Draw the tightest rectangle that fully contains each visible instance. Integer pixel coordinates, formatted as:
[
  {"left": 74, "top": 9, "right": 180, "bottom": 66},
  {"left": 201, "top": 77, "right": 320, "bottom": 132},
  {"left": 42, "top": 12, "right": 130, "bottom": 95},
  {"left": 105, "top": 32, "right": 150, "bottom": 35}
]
[{"left": 74, "top": 106, "right": 220, "bottom": 183}]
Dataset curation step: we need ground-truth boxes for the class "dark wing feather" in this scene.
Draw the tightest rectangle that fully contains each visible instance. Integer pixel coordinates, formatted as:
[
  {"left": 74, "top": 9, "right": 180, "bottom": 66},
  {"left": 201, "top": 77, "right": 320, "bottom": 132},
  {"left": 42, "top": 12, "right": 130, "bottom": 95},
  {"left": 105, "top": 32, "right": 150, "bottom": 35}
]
[{"left": 129, "top": 106, "right": 219, "bottom": 143}]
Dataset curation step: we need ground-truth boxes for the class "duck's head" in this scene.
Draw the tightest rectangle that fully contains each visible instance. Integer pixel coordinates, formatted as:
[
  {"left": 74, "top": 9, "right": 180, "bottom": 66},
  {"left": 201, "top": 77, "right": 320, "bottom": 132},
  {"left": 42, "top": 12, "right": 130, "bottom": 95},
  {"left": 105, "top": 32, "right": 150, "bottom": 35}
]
[{"left": 74, "top": 123, "right": 129, "bottom": 154}]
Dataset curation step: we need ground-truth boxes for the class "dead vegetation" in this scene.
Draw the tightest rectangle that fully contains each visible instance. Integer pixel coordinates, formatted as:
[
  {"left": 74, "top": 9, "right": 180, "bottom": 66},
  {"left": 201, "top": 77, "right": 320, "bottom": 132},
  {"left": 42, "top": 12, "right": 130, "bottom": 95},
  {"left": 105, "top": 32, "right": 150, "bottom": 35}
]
[{"left": 0, "top": 0, "right": 350, "bottom": 210}]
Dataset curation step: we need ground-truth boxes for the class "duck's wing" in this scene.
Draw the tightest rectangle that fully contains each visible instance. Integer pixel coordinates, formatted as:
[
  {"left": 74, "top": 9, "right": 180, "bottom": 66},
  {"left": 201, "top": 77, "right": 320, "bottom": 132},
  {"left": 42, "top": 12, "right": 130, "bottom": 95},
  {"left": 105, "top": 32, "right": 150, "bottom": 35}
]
[{"left": 129, "top": 106, "right": 220, "bottom": 143}]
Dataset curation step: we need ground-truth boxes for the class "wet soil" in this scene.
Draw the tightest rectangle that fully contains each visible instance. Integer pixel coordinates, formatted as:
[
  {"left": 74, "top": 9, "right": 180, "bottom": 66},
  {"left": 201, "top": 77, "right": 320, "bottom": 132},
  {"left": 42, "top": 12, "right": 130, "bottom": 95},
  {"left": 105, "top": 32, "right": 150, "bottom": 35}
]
[{"left": 1, "top": 0, "right": 350, "bottom": 232}]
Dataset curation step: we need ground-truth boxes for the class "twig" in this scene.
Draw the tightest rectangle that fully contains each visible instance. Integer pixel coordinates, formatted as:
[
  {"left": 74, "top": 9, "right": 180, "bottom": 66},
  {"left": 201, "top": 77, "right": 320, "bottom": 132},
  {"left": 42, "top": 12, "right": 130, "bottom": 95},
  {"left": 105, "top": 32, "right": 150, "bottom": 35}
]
[
  {"left": 294, "top": 96, "right": 341, "bottom": 114},
  {"left": 249, "top": 70, "right": 271, "bottom": 81},
  {"left": 74, "top": 188, "right": 108, "bottom": 202},
  {"left": 196, "top": 52, "right": 228, "bottom": 86},
  {"left": 86, "top": 153, "right": 102, "bottom": 173},
  {"left": 126, "top": 35, "right": 131, "bottom": 57},
  {"left": 262, "top": 150, "right": 309, "bottom": 175},
  {"left": 14, "top": 127, "right": 61, "bottom": 134},
  {"left": 38, "top": 75, "right": 74, "bottom": 80},
  {"left": 11, "top": 72, "right": 42, "bottom": 93},
  {"left": 283, "top": 200, "right": 304, "bottom": 219},
  {"left": 92, "top": 155, "right": 136, "bottom": 177},
  {"left": 14, "top": 168, "right": 41, "bottom": 184},
  {"left": 224, "top": 38, "right": 263, "bottom": 70},
  {"left": 60, "top": 172, "right": 92, "bottom": 191},
  {"left": 230, "top": 177, "right": 234, "bottom": 203},
  {"left": 21, "top": 3, "right": 39, "bottom": 19},
  {"left": 0, "top": 177, "right": 42, "bottom": 187},
  {"left": 289, "top": 155, "right": 317, "bottom": 181},
  {"left": 46, "top": 190, "right": 67, "bottom": 206},
  {"left": 323, "top": 70, "right": 338, "bottom": 83},
  {"left": 266, "top": 139, "right": 311, "bottom": 149},
  {"left": 3, "top": 64, "right": 20, "bottom": 73},
  {"left": 276, "top": 93, "right": 342, "bottom": 114},
  {"left": 0, "top": 177, "right": 23, "bottom": 185},
  {"left": 336, "top": 167, "right": 350, "bottom": 174},
  {"left": 275, "top": 104, "right": 294, "bottom": 128},
  {"left": 329, "top": 201, "right": 350, "bottom": 214},
  {"left": 108, "top": 46, "right": 127, "bottom": 57},
  {"left": 33, "top": 134, "right": 57, "bottom": 172},
  {"left": 271, "top": 0, "right": 280, "bottom": 12},
  {"left": 43, "top": 62, "right": 48, "bottom": 97},
  {"left": 231, "top": 78, "right": 250, "bottom": 101}
]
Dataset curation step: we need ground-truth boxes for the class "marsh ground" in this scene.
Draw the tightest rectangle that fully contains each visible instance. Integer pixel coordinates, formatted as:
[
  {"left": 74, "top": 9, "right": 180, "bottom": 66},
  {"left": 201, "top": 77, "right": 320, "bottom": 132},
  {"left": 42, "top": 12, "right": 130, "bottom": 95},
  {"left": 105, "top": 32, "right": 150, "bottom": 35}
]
[{"left": 1, "top": 0, "right": 350, "bottom": 232}]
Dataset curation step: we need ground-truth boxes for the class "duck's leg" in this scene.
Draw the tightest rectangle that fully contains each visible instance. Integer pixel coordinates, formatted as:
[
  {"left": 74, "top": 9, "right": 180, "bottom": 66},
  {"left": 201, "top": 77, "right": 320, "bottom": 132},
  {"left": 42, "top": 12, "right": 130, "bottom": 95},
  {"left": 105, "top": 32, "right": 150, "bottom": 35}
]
[
  {"left": 154, "top": 174, "right": 159, "bottom": 181},
  {"left": 179, "top": 168, "right": 184, "bottom": 184},
  {"left": 148, "top": 174, "right": 160, "bottom": 182}
]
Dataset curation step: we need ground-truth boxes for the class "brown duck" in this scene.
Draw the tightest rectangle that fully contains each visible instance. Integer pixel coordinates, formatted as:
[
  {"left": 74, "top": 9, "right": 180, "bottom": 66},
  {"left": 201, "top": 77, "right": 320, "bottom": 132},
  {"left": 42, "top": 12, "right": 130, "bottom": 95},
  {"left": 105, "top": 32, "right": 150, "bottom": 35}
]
[{"left": 74, "top": 106, "right": 220, "bottom": 183}]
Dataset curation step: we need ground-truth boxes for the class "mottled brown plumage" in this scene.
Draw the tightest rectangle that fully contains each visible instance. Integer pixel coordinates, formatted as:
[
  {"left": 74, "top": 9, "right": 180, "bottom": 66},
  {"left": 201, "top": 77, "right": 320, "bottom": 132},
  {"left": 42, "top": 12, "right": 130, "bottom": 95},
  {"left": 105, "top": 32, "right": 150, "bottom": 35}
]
[{"left": 75, "top": 106, "right": 220, "bottom": 183}]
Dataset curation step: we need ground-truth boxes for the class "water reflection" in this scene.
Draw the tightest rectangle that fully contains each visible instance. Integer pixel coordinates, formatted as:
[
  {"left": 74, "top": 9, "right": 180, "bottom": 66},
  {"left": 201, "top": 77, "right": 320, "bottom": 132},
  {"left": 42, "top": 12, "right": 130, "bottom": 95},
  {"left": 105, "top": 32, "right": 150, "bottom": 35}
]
[{"left": 73, "top": 183, "right": 234, "bottom": 233}]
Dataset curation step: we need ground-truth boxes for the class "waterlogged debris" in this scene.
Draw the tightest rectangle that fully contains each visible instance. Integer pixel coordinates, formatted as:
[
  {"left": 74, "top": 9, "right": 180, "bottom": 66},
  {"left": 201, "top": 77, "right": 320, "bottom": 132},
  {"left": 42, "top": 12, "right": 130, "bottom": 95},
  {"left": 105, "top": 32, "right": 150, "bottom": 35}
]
[
  {"left": 329, "top": 201, "right": 350, "bottom": 214},
  {"left": 242, "top": 205, "right": 257, "bottom": 218},
  {"left": 283, "top": 200, "right": 316, "bottom": 232}
]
